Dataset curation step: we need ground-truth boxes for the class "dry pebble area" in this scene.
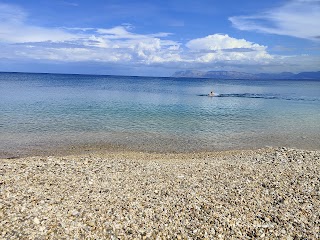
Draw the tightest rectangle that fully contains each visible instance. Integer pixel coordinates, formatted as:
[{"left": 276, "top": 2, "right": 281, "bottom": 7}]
[{"left": 0, "top": 147, "right": 319, "bottom": 239}]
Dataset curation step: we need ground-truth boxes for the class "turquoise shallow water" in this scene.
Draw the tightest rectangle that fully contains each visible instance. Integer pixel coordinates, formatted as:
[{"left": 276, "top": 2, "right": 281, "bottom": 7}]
[{"left": 0, "top": 72, "right": 320, "bottom": 156}]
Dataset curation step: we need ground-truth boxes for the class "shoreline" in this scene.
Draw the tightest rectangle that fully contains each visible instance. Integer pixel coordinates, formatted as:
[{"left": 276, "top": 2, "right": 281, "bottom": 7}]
[
  {"left": 1, "top": 147, "right": 319, "bottom": 238},
  {"left": 2, "top": 137, "right": 320, "bottom": 160}
]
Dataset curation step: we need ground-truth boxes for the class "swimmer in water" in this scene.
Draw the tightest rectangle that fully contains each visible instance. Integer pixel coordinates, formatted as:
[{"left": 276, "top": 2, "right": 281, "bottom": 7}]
[{"left": 208, "top": 91, "right": 215, "bottom": 97}]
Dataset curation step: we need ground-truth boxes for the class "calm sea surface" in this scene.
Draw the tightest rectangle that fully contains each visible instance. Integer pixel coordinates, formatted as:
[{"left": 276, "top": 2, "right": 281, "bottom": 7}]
[{"left": 1, "top": 72, "right": 319, "bottom": 157}]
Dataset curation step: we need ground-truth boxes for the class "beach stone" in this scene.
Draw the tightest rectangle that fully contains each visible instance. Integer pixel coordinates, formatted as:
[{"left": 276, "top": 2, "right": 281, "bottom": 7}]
[
  {"left": 71, "top": 210, "right": 80, "bottom": 216},
  {"left": 39, "top": 226, "right": 46, "bottom": 232},
  {"left": 33, "top": 217, "right": 40, "bottom": 225}
]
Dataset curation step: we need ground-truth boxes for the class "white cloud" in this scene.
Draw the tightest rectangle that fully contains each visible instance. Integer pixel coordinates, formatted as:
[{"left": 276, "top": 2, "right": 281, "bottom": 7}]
[
  {"left": 0, "top": 3, "right": 180, "bottom": 64},
  {"left": 97, "top": 26, "right": 140, "bottom": 39},
  {"left": 0, "top": 3, "right": 319, "bottom": 75},
  {"left": 96, "top": 26, "right": 172, "bottom": 42},
  {"left": 186, "top": 34, "right": 267, "bottom": 51},
  {"left": 0, "top": 3, "right": 77, "bottom": 43},
  {"left": 185, "top": 34, "right": 272, "bottom": 63},
  {"left": 229, "top": 0, "right": 320, "bottom": 40}
]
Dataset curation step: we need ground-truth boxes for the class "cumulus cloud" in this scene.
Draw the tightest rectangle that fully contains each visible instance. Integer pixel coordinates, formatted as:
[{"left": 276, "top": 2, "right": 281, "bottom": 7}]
[
  {"left": 186, "top": 34, "right": 266, "bottom": 51},
  {"left": 185, "top": 34, "right": 272, "bottom": 63},
  {"left": 229, "top": 0, "right": 320, "bottom": 40}
]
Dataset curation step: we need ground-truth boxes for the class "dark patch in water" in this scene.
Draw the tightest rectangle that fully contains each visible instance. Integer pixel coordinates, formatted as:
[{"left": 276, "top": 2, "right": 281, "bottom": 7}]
[
  {"left": 218, "top": 93, "right": 278, "bottom": 99},
  {"left": 198, "top": 93, "right": 318, "bottom": 102}
]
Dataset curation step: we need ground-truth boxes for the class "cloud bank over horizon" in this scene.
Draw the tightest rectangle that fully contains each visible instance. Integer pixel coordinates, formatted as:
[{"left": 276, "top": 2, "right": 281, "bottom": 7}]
[{"left": 0, "top": 2, "right": 319, "bottom": 76}]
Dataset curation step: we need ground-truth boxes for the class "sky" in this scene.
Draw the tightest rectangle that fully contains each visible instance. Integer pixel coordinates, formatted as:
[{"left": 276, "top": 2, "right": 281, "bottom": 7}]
[{"left": 0, "top": 0, "right": 319, "bottom": 76}]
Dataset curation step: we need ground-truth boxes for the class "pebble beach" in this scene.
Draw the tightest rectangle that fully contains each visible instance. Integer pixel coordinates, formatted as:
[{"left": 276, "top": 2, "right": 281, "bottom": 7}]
[{"left": 0, "top": 147, "right": 319, "bottom": 239}]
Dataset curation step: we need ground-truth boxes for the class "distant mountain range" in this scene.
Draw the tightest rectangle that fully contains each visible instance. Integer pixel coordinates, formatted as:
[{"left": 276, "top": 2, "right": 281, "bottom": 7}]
[{"left": 172, "top": 70, "right": 320, "bottom": 80}]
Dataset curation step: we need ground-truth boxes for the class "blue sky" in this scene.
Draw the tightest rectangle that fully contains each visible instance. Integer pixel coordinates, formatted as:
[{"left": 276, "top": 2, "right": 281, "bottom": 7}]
[{"left": 0, "top": 0, "right": 319, "bottom": 76}]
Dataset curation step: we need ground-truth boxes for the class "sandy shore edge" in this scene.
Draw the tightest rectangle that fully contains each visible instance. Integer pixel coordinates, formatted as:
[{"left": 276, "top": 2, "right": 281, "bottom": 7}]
[{"left": 1, "top": 147, "right": 319, "bottom": 239}]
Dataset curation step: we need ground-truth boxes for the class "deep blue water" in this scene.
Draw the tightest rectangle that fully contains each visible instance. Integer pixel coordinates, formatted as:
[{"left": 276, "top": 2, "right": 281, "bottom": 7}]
[{"left": 0, "top": 72, "right": 319, "bottom": 156}]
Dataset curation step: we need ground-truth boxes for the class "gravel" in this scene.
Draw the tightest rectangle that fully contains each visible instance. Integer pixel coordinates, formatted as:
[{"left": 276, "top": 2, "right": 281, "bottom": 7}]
[{"left": 0, "top": 147, "right": 319, "bottom": 239}]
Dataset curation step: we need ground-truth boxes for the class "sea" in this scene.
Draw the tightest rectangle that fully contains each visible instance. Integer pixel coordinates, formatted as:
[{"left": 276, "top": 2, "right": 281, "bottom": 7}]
[{"left": 0, "top": 72, "right": 319, "bottom": 157}]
